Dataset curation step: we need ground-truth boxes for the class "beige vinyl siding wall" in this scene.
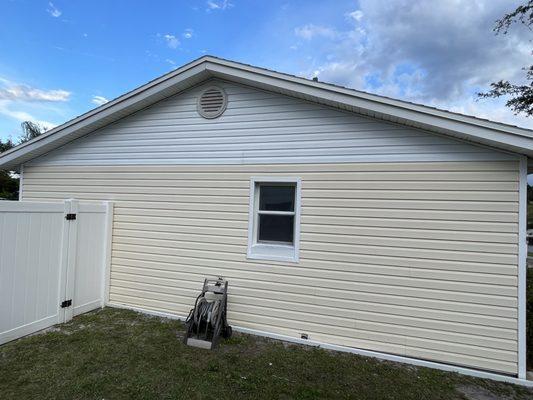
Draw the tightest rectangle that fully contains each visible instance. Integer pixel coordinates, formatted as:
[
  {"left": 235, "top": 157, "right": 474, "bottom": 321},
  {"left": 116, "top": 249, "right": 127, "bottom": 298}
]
[{"left": 22, "top": 160, "right": 519, "bottom": 375}]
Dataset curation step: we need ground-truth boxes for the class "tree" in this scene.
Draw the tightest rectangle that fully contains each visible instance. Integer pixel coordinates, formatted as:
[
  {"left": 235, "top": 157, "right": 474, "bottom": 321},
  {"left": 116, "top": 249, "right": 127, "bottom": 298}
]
[
  {"left": 0, "top": 122, "right": 47, "bottom": 200},
  {"left": 20, "top": 121, "right": 46, "bottom": 143},
  {"left": 0, "top": 170, "right": 19, "bottom": 200},
  {"left": 478, "top": 1, "right": 533, "bottom": 116},
  {"left": 0, "top": 137, "right": 14, "bottom": 153}
]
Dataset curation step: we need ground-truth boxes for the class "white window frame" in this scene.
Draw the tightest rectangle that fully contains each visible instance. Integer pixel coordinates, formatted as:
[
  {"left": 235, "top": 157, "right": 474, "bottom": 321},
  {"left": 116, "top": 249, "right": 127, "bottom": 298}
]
[{"left": 247, "top": 177, "right": 301, "bottom": 263}]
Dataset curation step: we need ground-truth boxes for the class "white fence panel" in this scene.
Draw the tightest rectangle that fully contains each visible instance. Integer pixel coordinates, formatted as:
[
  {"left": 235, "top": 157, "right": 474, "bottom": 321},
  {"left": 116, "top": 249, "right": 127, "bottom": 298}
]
[
  {"left": 0, "top": 200, "right": 110, "bottom": 345},
  {"left": 0, "top": 202, "right": 64, "bottom": 344},
  {"left": 73, "top": 202, "right": 108, "bottom": 316}
]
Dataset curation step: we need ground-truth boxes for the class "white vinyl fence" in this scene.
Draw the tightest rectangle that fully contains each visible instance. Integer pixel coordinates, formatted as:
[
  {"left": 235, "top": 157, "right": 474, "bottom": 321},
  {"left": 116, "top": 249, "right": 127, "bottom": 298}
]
[{"left": 0, "top": 199, "right": 112, "bottom": 345}]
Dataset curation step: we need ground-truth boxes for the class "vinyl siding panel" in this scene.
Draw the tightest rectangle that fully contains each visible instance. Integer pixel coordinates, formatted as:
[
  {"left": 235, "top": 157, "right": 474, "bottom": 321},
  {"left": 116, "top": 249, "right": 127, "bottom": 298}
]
[
  {"left": 22, "top": 161, "right": 520, "bottom": 375},
  {"left": 26, "top": 80, "right": 515, "bottom": 167}
]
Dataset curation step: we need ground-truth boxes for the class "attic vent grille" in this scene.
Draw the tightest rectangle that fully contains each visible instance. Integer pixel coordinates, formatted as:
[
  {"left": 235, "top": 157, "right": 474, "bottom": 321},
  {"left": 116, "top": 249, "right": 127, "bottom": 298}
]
[{"left": 197, "top": 86, "right": 227, "bottom": 119}]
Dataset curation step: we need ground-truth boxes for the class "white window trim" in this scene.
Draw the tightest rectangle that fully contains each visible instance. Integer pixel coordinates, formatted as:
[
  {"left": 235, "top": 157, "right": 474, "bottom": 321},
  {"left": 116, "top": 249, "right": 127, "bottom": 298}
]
[{"left": 247, "top": 176, "right": 301, "bottom": 263}]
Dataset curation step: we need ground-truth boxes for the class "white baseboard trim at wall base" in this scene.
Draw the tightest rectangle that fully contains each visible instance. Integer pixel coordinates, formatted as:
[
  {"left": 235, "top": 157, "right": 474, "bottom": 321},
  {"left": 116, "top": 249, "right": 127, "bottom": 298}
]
[{"left": 106, "top": 302, "right": 533, "bottom": 388}]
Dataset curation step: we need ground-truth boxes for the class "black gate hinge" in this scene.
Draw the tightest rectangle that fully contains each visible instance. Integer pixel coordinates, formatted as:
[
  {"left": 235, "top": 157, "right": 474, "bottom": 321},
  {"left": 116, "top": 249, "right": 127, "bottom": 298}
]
[
  {"left": 65, "top": 213, "right": 76, "bottom": 221},
  {"left": 60, "top": 299, "right": 72, "bottom": 308}
]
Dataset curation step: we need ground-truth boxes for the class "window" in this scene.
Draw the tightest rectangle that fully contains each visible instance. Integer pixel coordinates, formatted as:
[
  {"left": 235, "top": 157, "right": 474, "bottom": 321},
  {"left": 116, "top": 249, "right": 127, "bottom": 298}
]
[{"left": 247, "top": 177, "right": 301, "bottom": 263}]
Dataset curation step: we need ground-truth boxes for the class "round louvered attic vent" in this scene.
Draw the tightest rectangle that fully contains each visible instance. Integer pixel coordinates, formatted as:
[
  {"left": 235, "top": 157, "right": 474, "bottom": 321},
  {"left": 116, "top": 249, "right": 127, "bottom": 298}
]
[{"left": 197, "top": 86, "right": 228, "bottom": 119}]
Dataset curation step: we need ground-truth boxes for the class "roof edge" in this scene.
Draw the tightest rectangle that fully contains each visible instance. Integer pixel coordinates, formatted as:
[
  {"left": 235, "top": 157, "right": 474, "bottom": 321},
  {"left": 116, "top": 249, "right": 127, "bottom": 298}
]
[
  {"left": 1, "top": 55, "right": 532, "bottom": 168},
  {"left": 204, "top": 57, "right": 533, "bottom": 139}
]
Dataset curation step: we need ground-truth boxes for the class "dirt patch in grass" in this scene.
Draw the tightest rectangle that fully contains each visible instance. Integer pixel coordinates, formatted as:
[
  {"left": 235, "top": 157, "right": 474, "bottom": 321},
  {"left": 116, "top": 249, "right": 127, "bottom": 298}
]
[{"left": 0, "top": 307, "right": 531, "bottom": 400}]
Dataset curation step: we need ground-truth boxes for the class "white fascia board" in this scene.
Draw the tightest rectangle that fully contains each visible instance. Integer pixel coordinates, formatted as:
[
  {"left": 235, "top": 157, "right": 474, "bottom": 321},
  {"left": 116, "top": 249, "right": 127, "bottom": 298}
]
[{"left": 205, "top": 60, "right": 533, "bottom": 156}]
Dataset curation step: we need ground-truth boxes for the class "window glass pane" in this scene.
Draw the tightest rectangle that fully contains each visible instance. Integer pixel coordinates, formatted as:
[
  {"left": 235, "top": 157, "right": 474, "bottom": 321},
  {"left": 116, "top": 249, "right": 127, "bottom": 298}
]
[
  {"left": 259, "top": 185, "right": 295, "bottom": 211},
  {"left": 258, "top": 214, "right": 294, "bottom": 243}
]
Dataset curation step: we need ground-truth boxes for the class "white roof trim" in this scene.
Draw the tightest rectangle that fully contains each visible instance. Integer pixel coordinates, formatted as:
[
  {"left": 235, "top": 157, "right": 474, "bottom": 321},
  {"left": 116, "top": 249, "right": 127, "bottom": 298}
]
[{"left": 1, "top": 55, "right": 532, "bottom": 168}]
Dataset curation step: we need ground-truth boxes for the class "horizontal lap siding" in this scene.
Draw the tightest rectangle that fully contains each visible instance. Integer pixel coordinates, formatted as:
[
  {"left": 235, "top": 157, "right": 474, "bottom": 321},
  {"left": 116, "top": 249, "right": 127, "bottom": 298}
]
[
  {"left": 26, "top": 80, "right": 515, "bottom": 166},
  {"left": 22, "top": 161, "right": 519, "bottom": 375},
  {"left": 23, "top": 79, "right": 520, "bottom": 374}
]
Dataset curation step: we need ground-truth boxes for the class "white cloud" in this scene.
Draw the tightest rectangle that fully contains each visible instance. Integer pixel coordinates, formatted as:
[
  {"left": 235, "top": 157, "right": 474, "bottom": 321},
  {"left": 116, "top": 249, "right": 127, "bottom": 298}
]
[
  {"left": 165, "top": 59, "right": 176, "bottom": 65},
  {"left": 0, "top": 81, "right": 70, "bottom": 102},
  {"left": 46, "top": 2, "right": 62, "bottom": 18},
  {"left": 163, "top": 34, "right": 180, "bottom": 49},
  {"left": 91, "top": 95, "right": 109, "bottom": 106},
  {"left": 346, "top": 10, "right": 364, "bottom": 22},
  {"left": 0, "top": 100, "right": 56, "bottom": 130},
  {"left": 292, "top": 0, "right": 533, "bottom": 129},
  {"left": 0, "top": 78, "right": 70, "bottom": 132},
  {"left": 183, "top": 29, "right": 194, "bottom": 39},
  {"left": 206, "top": 0, "right": 233, "bottom": 11},
  {"left": 294, "top": 24, "right": 337, "bottom": 40}
]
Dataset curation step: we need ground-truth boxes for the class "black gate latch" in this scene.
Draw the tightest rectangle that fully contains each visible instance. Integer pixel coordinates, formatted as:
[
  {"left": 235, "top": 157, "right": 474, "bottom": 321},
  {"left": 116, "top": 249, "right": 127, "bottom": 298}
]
[
  {"left": 60, "top": 299, "right": 72, "bottom": 308},
  {"left": 65, "top": 213, "right": 76, "bottom": 220}
]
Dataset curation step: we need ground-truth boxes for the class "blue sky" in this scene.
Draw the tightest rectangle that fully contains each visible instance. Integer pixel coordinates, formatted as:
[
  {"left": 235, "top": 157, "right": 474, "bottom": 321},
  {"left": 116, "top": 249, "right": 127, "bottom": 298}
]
[{"left": 0, "top": 0, "right": 531, "bottom": 142}]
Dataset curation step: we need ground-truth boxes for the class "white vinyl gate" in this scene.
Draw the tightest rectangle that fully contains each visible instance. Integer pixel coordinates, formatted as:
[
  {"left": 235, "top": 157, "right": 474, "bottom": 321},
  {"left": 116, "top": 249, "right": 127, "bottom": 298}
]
[{"left": 0, "top": 199, "right": 112, "bottom": 345}]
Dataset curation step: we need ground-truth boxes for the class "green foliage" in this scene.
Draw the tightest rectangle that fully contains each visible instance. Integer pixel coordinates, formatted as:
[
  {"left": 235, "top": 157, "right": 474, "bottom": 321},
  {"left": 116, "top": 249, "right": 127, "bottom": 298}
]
[
  {"left": 480, "top": 68, "right": 533, "bottom": 116},
  {"left": 20, "top": 121, "right": 46, "bottom": 143},
  {"left": 494, "top": 0, "right": 533, "bottom": 34},
  {"left": 0, "top": 121, "right": 46, "bottom": 200},
  {"left": 478, "top": 1, "right": 533, "bottom": 116},
  {"left": 0, "top": 139, "right": 17, "bottom": 200},
  {"left": 0, "top": 171, "right": 19, "bottom": 200},
  {"left": 0, "top": 137, "right": 15, "bottom": 153}
]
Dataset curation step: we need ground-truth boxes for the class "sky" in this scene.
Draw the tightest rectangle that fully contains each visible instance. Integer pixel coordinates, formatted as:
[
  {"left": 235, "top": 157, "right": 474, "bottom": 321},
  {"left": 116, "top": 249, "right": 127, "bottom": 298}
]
[{"left": 0, "top": 0, "right": 531, "bottom": 142}]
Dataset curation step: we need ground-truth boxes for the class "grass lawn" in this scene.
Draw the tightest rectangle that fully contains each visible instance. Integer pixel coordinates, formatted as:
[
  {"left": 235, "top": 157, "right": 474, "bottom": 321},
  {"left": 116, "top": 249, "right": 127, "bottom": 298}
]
[{"left": 0, "top": 308, "right": 531, "bottom": 400}]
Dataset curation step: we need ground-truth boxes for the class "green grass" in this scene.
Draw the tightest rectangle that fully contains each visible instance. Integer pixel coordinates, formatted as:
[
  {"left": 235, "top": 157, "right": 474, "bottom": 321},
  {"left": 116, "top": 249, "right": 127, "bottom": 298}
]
[{"left": 0, "top": 308, "right": 531, "bottom": 400}]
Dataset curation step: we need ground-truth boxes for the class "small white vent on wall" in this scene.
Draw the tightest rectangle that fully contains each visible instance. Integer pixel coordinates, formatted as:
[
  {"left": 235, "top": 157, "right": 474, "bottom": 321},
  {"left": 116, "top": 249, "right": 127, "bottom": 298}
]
[{"left": 197, "top": 86, "right": 228, "bottom": 119}]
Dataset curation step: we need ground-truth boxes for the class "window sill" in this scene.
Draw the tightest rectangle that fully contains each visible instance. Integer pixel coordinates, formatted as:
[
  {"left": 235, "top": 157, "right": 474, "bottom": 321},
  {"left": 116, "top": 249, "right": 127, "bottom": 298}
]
[{"left": 247, "top": 243, "right": 299, "bottom": 263}]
